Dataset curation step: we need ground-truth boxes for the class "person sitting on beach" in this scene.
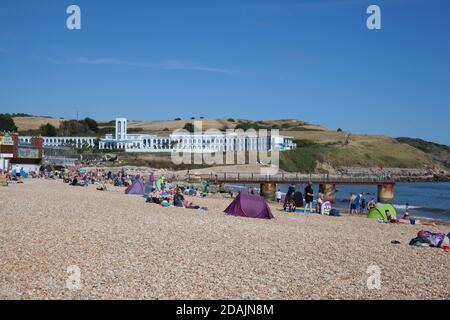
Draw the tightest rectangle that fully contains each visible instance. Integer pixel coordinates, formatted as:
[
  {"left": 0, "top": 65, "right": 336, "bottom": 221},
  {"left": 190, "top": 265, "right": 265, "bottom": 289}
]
[
  {"left": 386, "top": 210, "right": 435, "bottom": 226},
  {"left": 168, "top": 188, "right": 207, "bottom": 210},
  {"left": 161, "top": 188, "right": 171, "bottom": 200},
  {"left": 96, "top": 181, "right": 107, "bottom": 191},
  {"left": 401, "top": 211, "right": 435, "bottom": 226},
  {"left": 70, "top": 176, "right": 78, "bottom": 186},
  {"left": 146, "top": 187, "right": 162, "bottom": 204},
  {"left": 173, "top": 189, "right": 185, "bottom": 207},
  {"left": 367, "top": 198, "right": 376, "bottom": 210},
  {"left": 283, "top": 184, "right": 295, "bottom": 211}
]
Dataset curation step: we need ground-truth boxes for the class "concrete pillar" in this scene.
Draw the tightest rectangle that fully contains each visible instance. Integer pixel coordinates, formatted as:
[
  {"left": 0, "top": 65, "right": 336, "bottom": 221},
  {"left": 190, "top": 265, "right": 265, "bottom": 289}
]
[
  {"left": 260, "top": 182, "right": 276, "bottom": 202},
  {"left": 319, "top": 183, "right": 336, "bottom": 203},
  {"left": 378, "top": 183, "right": 395, "bottom": 204}
]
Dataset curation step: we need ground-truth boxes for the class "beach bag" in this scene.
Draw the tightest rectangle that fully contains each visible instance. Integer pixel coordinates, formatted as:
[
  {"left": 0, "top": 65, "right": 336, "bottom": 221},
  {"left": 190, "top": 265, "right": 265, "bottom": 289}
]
[{"left": 329, "top": 209, "right": 341, "bottom": 217}]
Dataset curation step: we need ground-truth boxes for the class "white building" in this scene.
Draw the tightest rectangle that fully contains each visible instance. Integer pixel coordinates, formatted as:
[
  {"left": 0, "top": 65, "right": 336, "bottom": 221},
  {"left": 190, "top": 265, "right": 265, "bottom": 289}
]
[
  {"left": 169, "top": 132, "right": 270, "bottom": 153},
  {"left": 19, "top": 136, "right": 97, "bottom": 148},
  {"left": 99, "top": 118, "right": 296, "bottom": 153},
  {"left": 19, "top": 118, "right": 296, "bottom": 153}
]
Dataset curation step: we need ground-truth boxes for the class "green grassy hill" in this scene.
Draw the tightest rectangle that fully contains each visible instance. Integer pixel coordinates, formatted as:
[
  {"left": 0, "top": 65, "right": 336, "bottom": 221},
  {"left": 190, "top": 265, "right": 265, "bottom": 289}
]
[
  {"left": 8, "top": 115, "right": 449, "bottom": 173},
  {"left": 395, "top": 137, "right": 450, "bottom": 169},
  {"left": 280, "top": 134, "right": 448, "bottom": 173}
]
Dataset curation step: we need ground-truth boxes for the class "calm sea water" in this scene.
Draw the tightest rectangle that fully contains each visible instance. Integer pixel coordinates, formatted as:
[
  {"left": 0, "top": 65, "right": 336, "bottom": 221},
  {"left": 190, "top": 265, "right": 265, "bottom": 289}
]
[{"left": 228, "top": 182, "right": 450, "bottom": 223}]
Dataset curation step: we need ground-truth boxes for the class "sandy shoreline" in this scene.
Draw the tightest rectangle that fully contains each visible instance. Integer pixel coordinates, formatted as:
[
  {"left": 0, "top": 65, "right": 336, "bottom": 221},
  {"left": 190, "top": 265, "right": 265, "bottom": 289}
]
[{"left": 0, "top": 179, "right": 449, "bottom": 299}]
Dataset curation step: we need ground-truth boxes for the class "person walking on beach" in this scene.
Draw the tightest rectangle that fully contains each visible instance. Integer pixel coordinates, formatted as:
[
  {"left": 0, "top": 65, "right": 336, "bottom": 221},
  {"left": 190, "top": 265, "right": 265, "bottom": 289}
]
[
  {"left": 360, "top": 192, "right": 366, "bottom": 213},
  {"left": 304, "top": 183, "right": 314, "bottom": 213},
  {"left": 353, "top": 193, "right": 362, "bottom": 214},
  {"left": 349, "top": 193, "right": 357, "bottom": 214}
]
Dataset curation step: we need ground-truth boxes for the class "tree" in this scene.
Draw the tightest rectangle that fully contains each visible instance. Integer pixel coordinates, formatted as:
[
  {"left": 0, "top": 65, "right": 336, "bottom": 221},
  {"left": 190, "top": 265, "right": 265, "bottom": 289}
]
[
  {"left": 337, "top": 128, "right": 343, "bottom": 132},
  {"left": 59, "top": 120, "right": 85, "bottom": 136},
  {"left": 39, "top": 123, "right": 57, "bottom": 136},
  {"left": 183, "top": 123, "right": 195, "bottom": 133},
  {"left": 0, "top": 114, "right": 17, "bottom": 131},
  {"left": 83, "top": 117, "right": 98, "bottom": 133}
]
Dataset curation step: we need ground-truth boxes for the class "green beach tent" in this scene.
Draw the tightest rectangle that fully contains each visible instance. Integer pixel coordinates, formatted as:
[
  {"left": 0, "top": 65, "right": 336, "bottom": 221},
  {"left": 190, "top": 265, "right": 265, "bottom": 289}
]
[{"left": 368, "top": 204, "right": 397, "bottom": 221}]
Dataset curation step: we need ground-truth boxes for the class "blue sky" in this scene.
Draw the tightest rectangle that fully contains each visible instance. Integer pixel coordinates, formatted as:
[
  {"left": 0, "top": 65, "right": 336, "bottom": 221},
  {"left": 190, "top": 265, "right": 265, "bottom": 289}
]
[{"left": 0, "top": 0, "right": 449, "bottom": 144}]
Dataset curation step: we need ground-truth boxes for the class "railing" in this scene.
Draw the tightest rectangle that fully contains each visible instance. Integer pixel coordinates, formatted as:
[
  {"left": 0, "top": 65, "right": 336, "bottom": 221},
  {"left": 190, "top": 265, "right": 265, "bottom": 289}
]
[{"left": 187, "top": 172, "right": 395, "bottom": 184}]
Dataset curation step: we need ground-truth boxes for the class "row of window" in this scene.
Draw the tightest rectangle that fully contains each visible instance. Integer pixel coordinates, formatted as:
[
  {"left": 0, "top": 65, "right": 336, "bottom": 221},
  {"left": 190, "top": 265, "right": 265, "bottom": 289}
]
[{"left": 20, "top": 137, "right": 95, "bottom": 144}]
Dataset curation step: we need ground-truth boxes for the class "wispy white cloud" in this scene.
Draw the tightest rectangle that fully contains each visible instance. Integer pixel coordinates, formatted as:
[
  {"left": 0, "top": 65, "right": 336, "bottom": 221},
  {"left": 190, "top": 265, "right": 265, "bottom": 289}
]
[
  {"left": 40, "top": 56, "right": 240, "bottom": 76},
  {"left": 73, "top": 57, "right": 238, "bottom": 75},
  {"left": 32, "top": 56, "right": 282, "bottom": 79}
]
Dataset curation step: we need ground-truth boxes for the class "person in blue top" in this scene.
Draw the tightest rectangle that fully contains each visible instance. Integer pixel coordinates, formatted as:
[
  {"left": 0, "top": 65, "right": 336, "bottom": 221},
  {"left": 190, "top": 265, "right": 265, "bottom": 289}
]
[
  {"left": 350, "top": 193, "right": 360, "bottom": 214},
  {"left": 353, "top": 193, "right": 362, "bottom": 213}
]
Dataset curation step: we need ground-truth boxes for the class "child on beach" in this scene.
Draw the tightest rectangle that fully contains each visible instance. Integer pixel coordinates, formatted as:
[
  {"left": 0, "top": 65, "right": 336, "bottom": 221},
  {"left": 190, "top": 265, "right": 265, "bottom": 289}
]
[
  {"left": 276, "top": 189, "right": 282, "bottom": 203},
  {"left": 317, "top": 191, "right": 324, "bottom": 214}
]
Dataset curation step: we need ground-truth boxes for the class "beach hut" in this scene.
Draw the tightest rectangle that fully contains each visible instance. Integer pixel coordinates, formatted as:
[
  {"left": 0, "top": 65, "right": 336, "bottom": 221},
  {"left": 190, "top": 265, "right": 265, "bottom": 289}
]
[
  {"left": 125, "top": 178, "right": 145, "bottom": 195},
  {"left": 224, "top": 192, "right": 274, "bottom": 219},
  {"left": 368, "top": 204, "right": 397, "bottom": 221}
]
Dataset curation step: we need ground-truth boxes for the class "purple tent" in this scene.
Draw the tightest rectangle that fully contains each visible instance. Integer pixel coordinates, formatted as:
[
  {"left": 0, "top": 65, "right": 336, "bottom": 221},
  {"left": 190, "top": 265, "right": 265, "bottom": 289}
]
[
  {"left": 224, "top": 192, "right": 274, "bottom": 219},
  {"left": 125, "top": 178, "right": 145, "bottom": 195}
]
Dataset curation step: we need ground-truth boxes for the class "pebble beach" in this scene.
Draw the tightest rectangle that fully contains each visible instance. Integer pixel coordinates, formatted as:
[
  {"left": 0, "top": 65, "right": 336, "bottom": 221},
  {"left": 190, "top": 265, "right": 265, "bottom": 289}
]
[{"left": 0, "top": 179, "right": 449, "bottom": 300}]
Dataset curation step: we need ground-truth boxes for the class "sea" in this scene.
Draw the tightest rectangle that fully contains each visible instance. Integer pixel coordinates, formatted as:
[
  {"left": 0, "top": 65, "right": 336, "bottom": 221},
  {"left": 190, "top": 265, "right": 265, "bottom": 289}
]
[{"left": 227, "top": 182, "right": 450, "bottom": 223}]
